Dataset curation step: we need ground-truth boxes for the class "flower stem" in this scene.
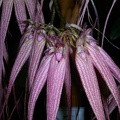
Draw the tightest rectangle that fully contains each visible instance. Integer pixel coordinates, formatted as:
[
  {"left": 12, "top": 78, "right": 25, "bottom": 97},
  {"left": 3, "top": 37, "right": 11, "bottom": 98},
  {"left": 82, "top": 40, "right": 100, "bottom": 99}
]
[
  {"left": 50, "top": 6, "right": 56, "bottom": 24},
  {"left": 53, "top": 0, "right": 66, "bottom": 25}
]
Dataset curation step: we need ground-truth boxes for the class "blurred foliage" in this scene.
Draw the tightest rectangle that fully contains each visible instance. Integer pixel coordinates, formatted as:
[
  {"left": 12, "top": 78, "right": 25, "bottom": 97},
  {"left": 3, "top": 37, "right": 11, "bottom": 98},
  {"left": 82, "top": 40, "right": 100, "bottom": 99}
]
[{"left": 110, "top": 17, "right": 120, "bottom": 41}]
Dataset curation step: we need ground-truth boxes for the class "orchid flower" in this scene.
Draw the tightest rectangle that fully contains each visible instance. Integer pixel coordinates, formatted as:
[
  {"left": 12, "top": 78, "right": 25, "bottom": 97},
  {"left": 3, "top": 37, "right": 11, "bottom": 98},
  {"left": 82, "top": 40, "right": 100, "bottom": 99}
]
[
  {"left": 28, "top": 39, "right": 67, "bottom": 120},
  {"left": 74, "top": 28, "right": 120, "bottom": 119},
  {"left": 75, "top": 45, "right": 105, "bottom": 120},
  {"left": 0, "top": 0, "right": 120, "bottom": 119},
  {"left": 0, "top": 0, "right": 41, "bottom": 111},
  {"left": 0, "top": 20, "right": 46, "bottom": 117},
  {"left": 0, "top": 0, "right": 40, "bottom": 86}
]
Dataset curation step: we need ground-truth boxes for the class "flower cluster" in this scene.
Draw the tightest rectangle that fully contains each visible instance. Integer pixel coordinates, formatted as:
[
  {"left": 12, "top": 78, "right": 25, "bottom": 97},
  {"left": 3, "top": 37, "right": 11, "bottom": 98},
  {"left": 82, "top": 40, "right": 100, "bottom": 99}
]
[{"left": 0, "top": 19, "right": 120, "bottom": 120}]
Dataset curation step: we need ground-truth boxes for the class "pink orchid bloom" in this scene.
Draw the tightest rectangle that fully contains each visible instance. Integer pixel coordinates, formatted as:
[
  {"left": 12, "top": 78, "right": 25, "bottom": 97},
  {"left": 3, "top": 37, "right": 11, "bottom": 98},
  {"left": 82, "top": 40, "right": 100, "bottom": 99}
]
[
  {"left": 0, "top": 0, "right": 120, "bottom": 120},
  {"left": 47, "top": 54, "right": 66, "bottom": 120},
  {"left": 75, "top": 49, "right": 105, "bottom": 120},
  {"left": 74, "top": 28, "right": 120, "bottom": 119},
  {"left": 77, "top": 27, "right": 120, "bottom": 119},
  {"left": 28, "top": 42, "right": 67, "bottom": 120},
  {"left": 28, "top": 54, "right": 53, "bottom": 120},
  {"left": 28, "top": 34, "right": 46, "bottom": 91},
  {"left": 0, "top": 0, "right": 42, "bottom": 85},
  {"left": 0, "top": 21, "right": 46, "bottom": 117}
]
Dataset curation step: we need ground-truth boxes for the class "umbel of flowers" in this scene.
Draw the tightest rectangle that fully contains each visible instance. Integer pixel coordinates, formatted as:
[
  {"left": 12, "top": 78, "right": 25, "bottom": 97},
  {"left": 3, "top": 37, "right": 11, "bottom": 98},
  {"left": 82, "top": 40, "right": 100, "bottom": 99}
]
[{"left": 0, "top": 19, "right": 120, "bottom": 120}]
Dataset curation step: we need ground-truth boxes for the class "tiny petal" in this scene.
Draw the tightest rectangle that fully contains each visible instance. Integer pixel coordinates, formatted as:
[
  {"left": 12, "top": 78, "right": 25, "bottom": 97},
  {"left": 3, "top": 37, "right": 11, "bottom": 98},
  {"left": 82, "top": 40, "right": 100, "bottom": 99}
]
[
  {"left": 55, "top": 52, "right": 62, "bottom": 61},
  {"left": 37, "top": 35, "right": 44, "bottom": 41},
  {"left": 28, "top": 34, "right": 34, "bottom": 39}
]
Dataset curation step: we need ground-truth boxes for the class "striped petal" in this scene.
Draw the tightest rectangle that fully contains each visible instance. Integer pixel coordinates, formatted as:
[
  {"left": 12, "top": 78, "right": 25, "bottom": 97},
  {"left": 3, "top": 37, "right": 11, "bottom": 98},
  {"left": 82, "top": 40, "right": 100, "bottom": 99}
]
[
  {"left": 47, "top": 57, "right": 66, "bottom": 120},
  {"left": 28, "top": 54, "right": 53, "bottom": 120},
  {"left": 0, "top": 35, "right": 33, "bottom": 117},
  {"left": 0, "top": 0, "right": 13, "bottom": 85},
  {"left": 35, "top": 3, "right": 44, "bottom": 23},
  {"left": 28, "top": 35, "right": 46, "bottom": 90},
  {"left": 86, "top": 44, "right": 120, "bottom": 112},
  {"left": 0, "top": 0, "right": 13, "bottom": 42},
  {"left": 14, "top": 0, "right": 27, "bottom": 33},
  {"left": 75, "top": 53, "right": 105, "bottom": 120},
  {"left": 64, "top": 45, "right": 71, "bottom": 119},
  {"left": 24, "top": 0, "right": 37, "bottom": 19},
  {"left": 98, "top": 46, "right": 120, "bottom": 82},
  {"left": 108, "top": 85, "right": 120, "bottom": 114},
  {"left": 47, "top": 55, "right": 58, "bottom": 119}
]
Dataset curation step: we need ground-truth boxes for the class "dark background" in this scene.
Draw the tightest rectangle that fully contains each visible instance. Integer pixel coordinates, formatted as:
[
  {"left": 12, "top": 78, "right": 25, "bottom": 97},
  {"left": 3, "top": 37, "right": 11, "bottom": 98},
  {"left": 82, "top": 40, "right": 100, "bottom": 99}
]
[{"left": 2, "top": 0, "right": 120, "bottom": 119}]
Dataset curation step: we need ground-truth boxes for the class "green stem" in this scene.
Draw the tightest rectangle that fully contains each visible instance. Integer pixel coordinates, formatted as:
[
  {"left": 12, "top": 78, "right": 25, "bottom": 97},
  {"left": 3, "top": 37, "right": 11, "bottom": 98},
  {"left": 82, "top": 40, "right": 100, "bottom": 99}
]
[
  {"left": 53, "top": 0, "right": 66, "bottom": 25},
  {"left": 50, "top": 6, "right": 56, "bottom": 24}
]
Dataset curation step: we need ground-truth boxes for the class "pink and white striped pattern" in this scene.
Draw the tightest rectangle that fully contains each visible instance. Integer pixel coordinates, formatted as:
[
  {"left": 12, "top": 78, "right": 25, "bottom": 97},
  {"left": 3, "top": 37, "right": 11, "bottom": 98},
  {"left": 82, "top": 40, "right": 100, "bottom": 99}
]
[{"left": 75, "top": 52, "right": 105, "bottom": 120}]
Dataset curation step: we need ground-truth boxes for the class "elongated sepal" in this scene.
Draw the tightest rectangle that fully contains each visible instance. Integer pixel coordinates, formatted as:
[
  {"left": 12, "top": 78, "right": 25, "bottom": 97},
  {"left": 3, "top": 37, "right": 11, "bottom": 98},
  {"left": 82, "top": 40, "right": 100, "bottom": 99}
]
[
  {"left": 28, "top": 36, "right": 46, "bottom": 90},
  {"left": 28, "top": 55, "right": 53, "bottom": 120},
  {"left": 0, "top": 36, "right": 33, "bottom": 117},
  {"left": 14, "top": 0, "right": 27, "bottom": 33},
  {"left": 98, "top": 46, "right": 120, "bottom": 83},
  {"left": 0, "top": 0, "right": 13, "bottom": 85},
  {"left": 75, "top": 53, "right": 105, "bottom": 120},
  {"left": 24, "top": 0, "right": 36, "bottom": 19},
  {"left": 86, "top": 44, "right": 120, "bottom": 112},
  {"left": 64, "top": 45, "right": 71, "bottom": 119},
  {"left": 0, "top": 0, "right": 13, "bottom": 42},
  {"left": 108, "top": 85, "right": 120, "bottom": 114},
  {"left": 47, "top": 57, "right": 66, "bottom": 120}
]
